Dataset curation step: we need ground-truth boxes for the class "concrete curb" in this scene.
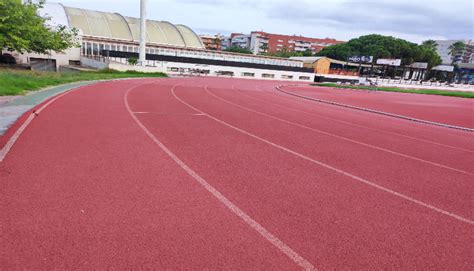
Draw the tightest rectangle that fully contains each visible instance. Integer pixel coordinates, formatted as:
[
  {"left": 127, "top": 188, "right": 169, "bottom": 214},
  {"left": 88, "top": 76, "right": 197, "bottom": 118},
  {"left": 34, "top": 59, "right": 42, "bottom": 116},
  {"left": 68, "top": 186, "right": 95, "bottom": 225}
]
[{"left": 276, "top": 85, "right": 473, "bottom": 132}]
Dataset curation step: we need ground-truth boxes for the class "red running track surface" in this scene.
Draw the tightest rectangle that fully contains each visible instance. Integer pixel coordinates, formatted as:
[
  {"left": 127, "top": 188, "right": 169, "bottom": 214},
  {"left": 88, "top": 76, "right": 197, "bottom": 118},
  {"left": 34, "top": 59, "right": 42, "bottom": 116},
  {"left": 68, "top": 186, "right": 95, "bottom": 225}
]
[
  {"left": 282, "top": 85, "right": 474, "bottom": 129},
  {"left": 1, "top": 77, "right": 472, "bottom": 269}
]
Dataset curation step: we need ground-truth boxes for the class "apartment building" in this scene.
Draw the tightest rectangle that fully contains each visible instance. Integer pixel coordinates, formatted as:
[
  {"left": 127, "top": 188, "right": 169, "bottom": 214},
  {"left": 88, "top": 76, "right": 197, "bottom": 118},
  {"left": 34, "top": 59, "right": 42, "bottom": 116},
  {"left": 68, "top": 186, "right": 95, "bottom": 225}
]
[
  {"left": 221, "top": 31, "right": 343, "bottom": 55},
  {"left": 249, "top": 31, "right": 343, "bottom": 55}
]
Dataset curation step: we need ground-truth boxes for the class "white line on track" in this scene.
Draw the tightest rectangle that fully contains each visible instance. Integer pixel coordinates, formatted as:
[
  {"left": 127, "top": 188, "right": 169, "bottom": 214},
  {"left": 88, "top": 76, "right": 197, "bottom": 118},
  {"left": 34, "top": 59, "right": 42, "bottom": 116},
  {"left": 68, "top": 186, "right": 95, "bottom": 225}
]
[
  {"left": 205, "top": 86, "right": 473, "bottom": 176},
  {"left": 262, "top": 84, "right": 474, "bottom": 141},
  {"left": 233, "top": 85, "right": 474, "bottom": 154},
  {"left": 0, "top": 88, "right": 81, "bottom": 162},
  {"left": 277, "top": 85, "right": 474, "bottom": 132},
  {"left": 124, "top": 83, "right": 317, "bottom": 271},
  {"left": 171, "top": 84, "right": 473, "bottom": 225}
]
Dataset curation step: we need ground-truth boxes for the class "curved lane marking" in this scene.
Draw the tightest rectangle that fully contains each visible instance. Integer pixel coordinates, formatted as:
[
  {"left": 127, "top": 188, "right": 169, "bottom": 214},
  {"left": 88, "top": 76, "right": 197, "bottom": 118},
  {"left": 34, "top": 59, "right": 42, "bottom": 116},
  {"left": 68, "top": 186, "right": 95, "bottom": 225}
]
[
  {"left": 233, "top": 84, "right": 474, "bottom": 153},
  {"left": 125, "top": 83, "right": 317, "bottom": 271},
  {"left": 204, "top": 86, "right": 473, "bottom": 176},
  {"left": 276, "top": 85, "right": 474, "bottom": 132},
  {"left": 171, "top": 84, "right": 473, "bottom": 225}
]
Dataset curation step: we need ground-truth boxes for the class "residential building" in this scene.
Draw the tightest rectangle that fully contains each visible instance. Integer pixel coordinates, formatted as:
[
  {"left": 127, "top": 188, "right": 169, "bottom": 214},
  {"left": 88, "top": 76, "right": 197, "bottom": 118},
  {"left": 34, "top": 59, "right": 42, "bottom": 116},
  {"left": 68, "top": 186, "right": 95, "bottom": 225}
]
[
  {"left": 249, "top": 31, "right": 344, "bottom": 55},
  {"left": 199, "top": 34, "right": 223, "bottom": 50}
]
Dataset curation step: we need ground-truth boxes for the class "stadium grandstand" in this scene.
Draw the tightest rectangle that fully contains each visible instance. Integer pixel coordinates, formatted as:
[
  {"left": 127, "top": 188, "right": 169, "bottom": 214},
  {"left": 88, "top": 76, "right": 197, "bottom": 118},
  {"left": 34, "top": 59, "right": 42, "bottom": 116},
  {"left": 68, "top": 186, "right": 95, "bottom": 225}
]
[{"left": 8, "top": 2, "right": 314, "bottom": 81}]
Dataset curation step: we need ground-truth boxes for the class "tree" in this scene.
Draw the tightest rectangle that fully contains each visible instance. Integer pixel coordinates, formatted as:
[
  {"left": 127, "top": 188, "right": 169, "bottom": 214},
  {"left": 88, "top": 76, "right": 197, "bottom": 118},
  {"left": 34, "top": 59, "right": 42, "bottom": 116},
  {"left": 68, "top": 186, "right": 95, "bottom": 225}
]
[
  {"left": 259, "top": 42, "right": 268, "bottom": 54},
  {"left": 127, "top": 57, "right": 138, "bottom": 65},
  {"left": 421, "top": 40, "right": 438, "bottom": 51},
  {"left": 448, "top": 41, "right": 465, "bottom": 65},
  {"left": 316, "top": 34, "right": 441, "bottom": 68},
  {"left": 224, "top": 45, "right": 253, "bottom": 54},
  {"left": 0, "top": 0, "right": 79, "bottom": 54}
]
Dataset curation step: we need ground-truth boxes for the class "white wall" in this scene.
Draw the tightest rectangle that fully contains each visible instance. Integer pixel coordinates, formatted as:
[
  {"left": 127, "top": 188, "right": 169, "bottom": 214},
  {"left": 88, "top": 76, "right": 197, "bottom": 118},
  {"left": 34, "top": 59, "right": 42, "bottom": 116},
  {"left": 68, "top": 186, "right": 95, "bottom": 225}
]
[{"left": 108, "top": 60, "right": 314, "bottom": 82}]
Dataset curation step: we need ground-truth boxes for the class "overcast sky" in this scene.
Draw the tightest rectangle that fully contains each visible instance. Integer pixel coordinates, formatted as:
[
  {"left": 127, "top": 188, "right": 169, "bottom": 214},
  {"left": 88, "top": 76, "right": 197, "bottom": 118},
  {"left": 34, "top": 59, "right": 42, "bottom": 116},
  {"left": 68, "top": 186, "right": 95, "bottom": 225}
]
[{"left": 56, "top": 0, "right": 473, "bottom": 43}]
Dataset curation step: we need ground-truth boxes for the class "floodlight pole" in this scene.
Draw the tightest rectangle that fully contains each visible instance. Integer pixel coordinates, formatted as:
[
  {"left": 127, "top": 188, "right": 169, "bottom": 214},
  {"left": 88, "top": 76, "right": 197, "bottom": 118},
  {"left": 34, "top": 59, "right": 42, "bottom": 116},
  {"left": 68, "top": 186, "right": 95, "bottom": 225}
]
[{"left": 139, "top": 0, "right": 147, "bottom": 66}]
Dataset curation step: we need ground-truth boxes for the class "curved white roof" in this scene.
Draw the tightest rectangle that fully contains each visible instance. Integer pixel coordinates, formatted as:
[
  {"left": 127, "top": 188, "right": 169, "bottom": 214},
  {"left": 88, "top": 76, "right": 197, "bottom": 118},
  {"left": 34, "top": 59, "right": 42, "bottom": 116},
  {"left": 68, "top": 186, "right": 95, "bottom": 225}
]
[{"left": 40, "top": 2, "right": 204, "bottom": 49}]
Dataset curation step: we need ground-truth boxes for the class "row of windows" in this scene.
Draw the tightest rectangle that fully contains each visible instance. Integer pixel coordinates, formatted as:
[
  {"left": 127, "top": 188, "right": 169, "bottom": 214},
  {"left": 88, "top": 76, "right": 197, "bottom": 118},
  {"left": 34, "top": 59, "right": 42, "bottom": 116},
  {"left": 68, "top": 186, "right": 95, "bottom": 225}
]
[
  {"left": 164, "top": 67, "right": 311, "bottom": 81},
  {"left": 81, "top": 41, "right": 303, "bottom": 67}
]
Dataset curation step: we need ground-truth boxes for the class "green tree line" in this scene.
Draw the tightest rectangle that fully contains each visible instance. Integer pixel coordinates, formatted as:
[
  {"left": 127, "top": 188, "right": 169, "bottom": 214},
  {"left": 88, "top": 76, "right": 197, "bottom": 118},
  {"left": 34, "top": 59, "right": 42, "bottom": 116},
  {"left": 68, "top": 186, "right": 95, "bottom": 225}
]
[{"left": 316, "top": 34, "right": 442, "bottom": 68}]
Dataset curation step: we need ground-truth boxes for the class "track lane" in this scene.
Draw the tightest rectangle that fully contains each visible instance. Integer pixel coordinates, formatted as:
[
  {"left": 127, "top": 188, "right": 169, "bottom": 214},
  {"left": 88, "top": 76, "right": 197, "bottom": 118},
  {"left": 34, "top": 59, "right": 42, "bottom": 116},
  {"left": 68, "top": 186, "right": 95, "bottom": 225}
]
[
  {"left": 243, "top": 79, "right": 474, "bottom": 143},
  {"left": 234, "top": 83, "right": 474, "bottom": 153},
  {"left": 127, "top": 79, "right": 472, "bottom": 269},
  {"left": 0, "top": 79, "right": 303, "bottom": 270},
  {"left": 207, "top": 85, "right": 473, "bottom": 175},
  {"left": 281, "top": 85, "right": 474, "bottom": 129},
  {"left": 2, "top": 77, "right": 472, "bottom": 269},
  {"left": 171, "top": 81, "right": 472, "bottom": 220}
]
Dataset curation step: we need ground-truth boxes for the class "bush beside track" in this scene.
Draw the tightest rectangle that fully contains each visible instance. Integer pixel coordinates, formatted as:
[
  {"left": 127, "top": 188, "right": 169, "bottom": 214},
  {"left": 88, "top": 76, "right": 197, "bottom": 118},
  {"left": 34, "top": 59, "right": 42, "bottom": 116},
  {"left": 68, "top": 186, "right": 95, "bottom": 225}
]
[
  {"left": 0, "top": 68, "right": 167, "bottom": 96},
  {"left": 313, "top": 83, "right": 474, "bottom": 99}
]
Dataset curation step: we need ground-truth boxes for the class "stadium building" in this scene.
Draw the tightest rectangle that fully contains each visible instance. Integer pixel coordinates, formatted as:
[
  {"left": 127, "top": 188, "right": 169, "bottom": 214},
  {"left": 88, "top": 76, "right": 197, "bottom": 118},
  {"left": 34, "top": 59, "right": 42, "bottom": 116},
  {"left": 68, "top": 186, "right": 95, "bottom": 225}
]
[{"left": 8, "top": 2, "right": 314, "bottom": 82}]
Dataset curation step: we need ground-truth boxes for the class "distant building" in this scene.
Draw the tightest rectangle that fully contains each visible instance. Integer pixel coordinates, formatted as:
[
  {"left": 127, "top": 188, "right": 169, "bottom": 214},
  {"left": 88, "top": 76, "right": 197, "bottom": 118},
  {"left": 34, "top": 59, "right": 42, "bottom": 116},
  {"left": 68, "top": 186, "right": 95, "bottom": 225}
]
[
  {"left": 220, "top": 31, "right": 343, "bottom": 55},
  {"left": 249, "top": 31, "right": 344, "bottom": 55},
  {"left": 200, "top": 34, "right": 223, "bottom": 50},
  {"left": 434, "top": 40, "right": 474, "bottom": 64}
]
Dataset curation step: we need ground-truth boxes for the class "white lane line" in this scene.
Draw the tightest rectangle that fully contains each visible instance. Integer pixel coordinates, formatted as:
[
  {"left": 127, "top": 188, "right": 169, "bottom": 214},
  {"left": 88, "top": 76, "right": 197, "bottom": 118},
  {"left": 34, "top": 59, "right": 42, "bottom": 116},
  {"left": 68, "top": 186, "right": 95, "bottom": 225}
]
[
  {"left": 276, "top": 85, "right": 474, "bottom": 132},
  {"left": 171, "top": 84, "right": 473, "bottom": 226},
  {"left": 0, "top": 87, "right": 81, "bottom": 162},
  {"left": 0, "top": 79, "right": 172, "bottom": 163},
  {"left": 233, "top": 85, "right": 474, "bottom": 154},
  {"left": 125, "top": 84, "right": 316, "bottom": 271},
  {"left": 133, "top": 111, "right": 205, "bottom": 116},
  {"left": 206, "top": 86, "right": 473, "bottom": 176},
  {"left": 267, "top": 84, "right": 474, "bottom": 141}
]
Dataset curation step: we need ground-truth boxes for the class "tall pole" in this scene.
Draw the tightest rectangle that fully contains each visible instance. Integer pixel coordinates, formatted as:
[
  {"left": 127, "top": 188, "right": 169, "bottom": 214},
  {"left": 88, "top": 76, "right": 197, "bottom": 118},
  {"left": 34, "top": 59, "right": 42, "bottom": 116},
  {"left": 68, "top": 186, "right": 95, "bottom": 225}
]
[{"left": 139, "top": 0, "right": 147, "bottom": 66}]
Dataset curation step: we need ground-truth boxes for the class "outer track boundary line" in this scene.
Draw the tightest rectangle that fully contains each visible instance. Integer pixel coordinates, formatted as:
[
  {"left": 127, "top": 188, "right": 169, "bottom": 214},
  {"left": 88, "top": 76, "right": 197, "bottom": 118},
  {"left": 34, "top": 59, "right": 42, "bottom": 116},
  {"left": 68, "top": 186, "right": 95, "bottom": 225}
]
[
  {"left": 171, "top": 84, "right": 473, "bottom": 225},
  {"left": 125, "top": 83, "right": 316, "bottom": 271},
  {"left": 276, "top": 85, "right": 474, "bottom": 132},
  {"left": 0, "top": 86, "right": 87, "bottom": 162},
  {"left": 233, "top": 85, "right": 473, "bottom": 153}
]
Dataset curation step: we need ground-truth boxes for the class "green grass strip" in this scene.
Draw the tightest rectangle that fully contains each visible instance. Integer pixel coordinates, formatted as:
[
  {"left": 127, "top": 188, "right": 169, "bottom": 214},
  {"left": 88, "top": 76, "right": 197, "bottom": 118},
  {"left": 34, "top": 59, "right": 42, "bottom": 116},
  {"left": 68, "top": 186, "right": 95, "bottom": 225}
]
[
  {"left": 313, "top": 83, "right": 474, "bottom": 98},
  {"left": 0, "top": 68, "right": 167, "bottom": 96}
]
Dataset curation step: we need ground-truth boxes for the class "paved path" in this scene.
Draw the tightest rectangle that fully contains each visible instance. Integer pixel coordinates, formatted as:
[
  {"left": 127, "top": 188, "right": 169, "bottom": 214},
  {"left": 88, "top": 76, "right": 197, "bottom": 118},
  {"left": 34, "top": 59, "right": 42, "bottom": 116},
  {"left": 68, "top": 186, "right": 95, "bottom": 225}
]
[{"left": 1, "top": 78, "right": 472, "bottom": 269}]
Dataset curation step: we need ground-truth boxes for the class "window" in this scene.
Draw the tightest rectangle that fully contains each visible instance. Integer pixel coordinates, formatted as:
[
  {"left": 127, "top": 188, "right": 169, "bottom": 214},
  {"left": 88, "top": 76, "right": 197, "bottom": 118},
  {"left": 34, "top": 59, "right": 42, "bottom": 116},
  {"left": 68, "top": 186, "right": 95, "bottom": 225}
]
[
  {"left": 299, "top": 76, "right": 311, "bottom": 80},
  {"left": 281, "top": 75, "right": 294, "bottom": 79},
  {"left": 241, "top": 72, "right": 255, "bottom": 77},
  {"left": 111, "top": 45, "right": 117, "bottom": 51},
  {"left": 262, "top": 73, "right": 275, "bottom": 78},
  {"left": 99, "top": 44, "right": 104, "bottom": 54},
  {"left": 167, "top": 67, "right": 179, "bottom": 72},
  {"left": 82, "top": 42, "right": 86, "bottom": 55},
  {"left": 92, "top": 43, "right": 98, "bottom": 55},
  {"left": 85, "top": 42, "right": 91, "bottom": 55},
  {"left": 215, "top": 71, "right": 234, "bottom": 76}
]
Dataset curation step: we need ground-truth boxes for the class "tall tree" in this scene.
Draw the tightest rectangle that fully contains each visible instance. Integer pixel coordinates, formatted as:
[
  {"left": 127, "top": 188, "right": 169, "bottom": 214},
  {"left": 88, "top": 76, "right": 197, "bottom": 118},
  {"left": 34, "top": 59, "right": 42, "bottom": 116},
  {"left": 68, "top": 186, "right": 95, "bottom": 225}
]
[
  {"left": 0, "top": 0, "right": 78, "bottom": 54},
  {"left": 448, "top": 41, "right": 466, "bottom": 64},
  {"left": 421, "top": 40, "right": 438, "bottom": 51}
]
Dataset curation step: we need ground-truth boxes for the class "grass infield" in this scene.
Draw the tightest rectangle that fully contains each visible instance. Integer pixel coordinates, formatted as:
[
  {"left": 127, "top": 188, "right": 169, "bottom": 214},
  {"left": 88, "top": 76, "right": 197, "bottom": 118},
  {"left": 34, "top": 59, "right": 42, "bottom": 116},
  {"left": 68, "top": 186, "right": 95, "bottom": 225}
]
[
  {"left": 313, "top": 83, "right": 474, "bottom": 98},
  {"left": 0, "top": 68, "right": 167, "bottom": 96}
]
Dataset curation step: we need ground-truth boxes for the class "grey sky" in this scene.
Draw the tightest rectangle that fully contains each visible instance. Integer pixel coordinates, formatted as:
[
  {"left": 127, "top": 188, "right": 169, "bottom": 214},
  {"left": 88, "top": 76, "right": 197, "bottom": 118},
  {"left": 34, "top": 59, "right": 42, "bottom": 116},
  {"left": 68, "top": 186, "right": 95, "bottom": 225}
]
[{"left": 56, "top": 0, "right": 473, "bottom": 43}]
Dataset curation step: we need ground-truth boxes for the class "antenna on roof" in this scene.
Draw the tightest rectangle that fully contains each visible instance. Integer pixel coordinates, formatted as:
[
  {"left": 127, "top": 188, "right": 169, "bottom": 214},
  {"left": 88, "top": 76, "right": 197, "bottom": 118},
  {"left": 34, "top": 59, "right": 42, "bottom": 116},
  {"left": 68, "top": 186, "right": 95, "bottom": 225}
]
[{"left": 139, "top": 0, "right": 147, "bottom": 66}]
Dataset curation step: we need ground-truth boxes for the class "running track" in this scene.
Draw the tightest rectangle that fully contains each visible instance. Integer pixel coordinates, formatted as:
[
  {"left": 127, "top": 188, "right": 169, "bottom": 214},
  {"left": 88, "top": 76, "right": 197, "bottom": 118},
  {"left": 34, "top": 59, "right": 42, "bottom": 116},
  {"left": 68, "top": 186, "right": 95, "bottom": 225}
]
[{"left": 1, "top": 78, "right": 472, "bottom": 269}]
